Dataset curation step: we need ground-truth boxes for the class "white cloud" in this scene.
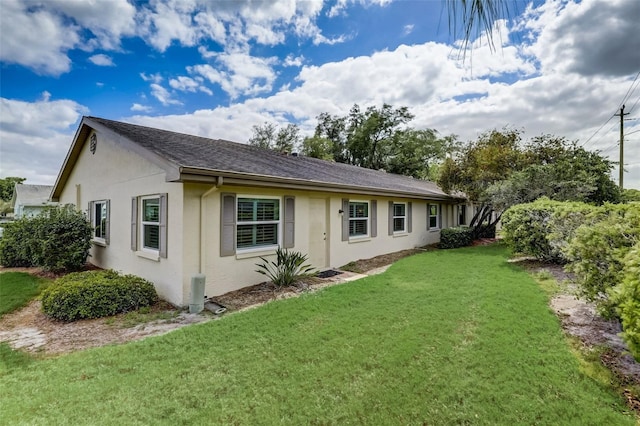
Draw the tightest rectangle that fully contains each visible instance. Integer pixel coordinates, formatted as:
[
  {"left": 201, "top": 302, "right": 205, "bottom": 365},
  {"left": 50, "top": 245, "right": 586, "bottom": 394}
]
[
  {"left": 283, "top": 54, "right": 305, "bottom": 67},
  {"left": 88, "top": 54, "right": 115, "bottom": 67},
  {"left": 327, "top": 0, "right": 393, "bottom": 18},
  {"left": 150, "top": 83, "right": 182, "bottom": 106},
  {"left": 521, "top": 0, "right": 640, "bottom": 77},
  {"left": 189, "top": 52, "right": 278, "bottom": 98},
  {"left": 403, "top": 24, "right": 414, "bottom": 36},
  {"left": 131, "top": 103, "right": 153, "bottom": 112},
  {"left": 0, "top": 0, "right": 135, "bottom": 76},
  {"left": 169, "top": 76, "right": 213, "bottom": 95},
  {"left": 140, "top": 72, "right": 163, "bottom": 84},
  {"left": 0, "top": 0, "right": 80, "bottom": 75},
  {"left": 0, "top": 94, "right": 87, "bottom": 183}
]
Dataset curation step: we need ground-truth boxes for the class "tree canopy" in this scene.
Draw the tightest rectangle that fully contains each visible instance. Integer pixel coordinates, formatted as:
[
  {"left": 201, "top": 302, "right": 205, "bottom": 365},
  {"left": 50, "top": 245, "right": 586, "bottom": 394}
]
[{"left": 0, "top": 177, "right": 26, "bottom": 202}]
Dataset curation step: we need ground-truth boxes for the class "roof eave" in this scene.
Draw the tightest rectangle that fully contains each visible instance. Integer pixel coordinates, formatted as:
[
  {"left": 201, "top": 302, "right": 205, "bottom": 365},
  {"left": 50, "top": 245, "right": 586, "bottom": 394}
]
[{"left": 178, "top": 166, "right": 457, "bottom": 201}]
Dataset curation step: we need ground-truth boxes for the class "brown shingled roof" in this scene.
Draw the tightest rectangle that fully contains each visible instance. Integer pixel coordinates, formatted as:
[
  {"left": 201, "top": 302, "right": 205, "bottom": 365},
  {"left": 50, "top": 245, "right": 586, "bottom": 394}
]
[{"left": 55, "top": 116, "right": 459, "bottom": 201}]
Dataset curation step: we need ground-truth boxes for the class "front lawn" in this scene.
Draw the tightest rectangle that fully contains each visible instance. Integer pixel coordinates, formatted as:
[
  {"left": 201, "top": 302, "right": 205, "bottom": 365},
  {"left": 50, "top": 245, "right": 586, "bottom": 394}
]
[
  {"left": 0, "top": 272, "right": 49, "bottom": 317},
  {"left": 0, "top": 245, "right": 635, "bottom": 424}
]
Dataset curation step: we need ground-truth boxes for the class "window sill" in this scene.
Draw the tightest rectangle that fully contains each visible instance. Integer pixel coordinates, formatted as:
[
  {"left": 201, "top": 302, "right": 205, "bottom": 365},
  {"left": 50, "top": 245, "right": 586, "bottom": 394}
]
[
  {"left": 348, "top": 236, "right": 371, "bottom": 244},
  {"left": 236, "top": 248, "right": 277, "bottom": 260},
  {"left": 91, "top": 239, "right": 107, "bottom": 247},
  {"left": 136, "top": 250, "right": 160, "bottom": 262},
  {"left": 429, "top": 228, "right": 441, "bottom": 232},
  {"left": 393, "top": 232, "right": 408, "bottom": 238}
]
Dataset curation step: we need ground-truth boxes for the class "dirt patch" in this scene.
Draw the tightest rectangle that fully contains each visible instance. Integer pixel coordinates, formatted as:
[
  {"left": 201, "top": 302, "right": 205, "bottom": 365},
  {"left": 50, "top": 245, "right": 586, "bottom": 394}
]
[{"left": 0, "top": 299, "right": 211, "bottom": 356}]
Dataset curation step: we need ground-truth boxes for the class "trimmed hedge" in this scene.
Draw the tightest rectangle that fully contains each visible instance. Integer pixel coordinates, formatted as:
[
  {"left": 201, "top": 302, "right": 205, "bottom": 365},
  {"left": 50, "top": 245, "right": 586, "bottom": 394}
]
[
  {"left": 41, "top": 270, "right": 158, "bottom": 321},
  {"left": 501, "top": 198, "right": 597, "bottom": 263},
  {"left": 439, "top": 227, "right": 473, "bottom": 249},
  {"left": 565, "top": 203, "right": 640, "bottom": 318},
  {"left": 0, "top": 205, "right": 91, "bottom": 272},
  {"left": 612, "top": 245, "right": 640, "bottom": 361}
]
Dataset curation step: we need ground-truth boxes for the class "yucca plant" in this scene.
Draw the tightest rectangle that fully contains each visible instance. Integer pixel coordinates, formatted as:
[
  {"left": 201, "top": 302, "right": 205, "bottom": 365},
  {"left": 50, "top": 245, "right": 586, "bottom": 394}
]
[{"left": 255, "top": 247, "right": 316, "bottom": 287}]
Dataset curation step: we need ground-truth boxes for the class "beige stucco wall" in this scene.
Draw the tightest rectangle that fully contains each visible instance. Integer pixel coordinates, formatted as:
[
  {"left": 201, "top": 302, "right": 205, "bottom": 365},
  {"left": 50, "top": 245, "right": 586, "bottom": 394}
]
[
  {"left": 58, "top": 130, "right": 185, "bottom": 305},
  {"left": 185, "top": 183, "right": 451, "bottom": 299},
  {"left": 57, "top": 129, "right": 457, "bottom": 306}
]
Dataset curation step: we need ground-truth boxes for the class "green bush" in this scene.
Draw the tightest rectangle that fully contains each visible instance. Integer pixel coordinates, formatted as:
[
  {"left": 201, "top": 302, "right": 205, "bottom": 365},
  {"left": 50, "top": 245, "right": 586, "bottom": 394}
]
[
  {"left": 564, "top": 203, "right": 640, "bottom": 318},
  {"left": 255, "top": 247, "right": 315, "bottom": 287},
  {"left": 41, "top": 270, "right": 158, "bottom": 321},
  {"left": 611, "top": 245, "right": 640, "bottom": 361},
  {"left": 0, "top": 219, "right": 39, "bottom": 267},
  {"left": 0, "top": 205, "right": 91, "bottom": 272},
  {"left": 501, "top": 198, "right": 597, "bottom": 263},
  {"left": 440, "top": 227, "right": 473, "bottom": 249}
]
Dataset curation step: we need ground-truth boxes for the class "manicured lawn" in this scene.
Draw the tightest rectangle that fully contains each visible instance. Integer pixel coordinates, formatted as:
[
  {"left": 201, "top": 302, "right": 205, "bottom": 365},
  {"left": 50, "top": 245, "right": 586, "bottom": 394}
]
[
  {"left": 0, "top": 245, "right": 635, "bottom": 424},
  {"left": 0, "top": 272, "right": 49, "bottom": 317}
]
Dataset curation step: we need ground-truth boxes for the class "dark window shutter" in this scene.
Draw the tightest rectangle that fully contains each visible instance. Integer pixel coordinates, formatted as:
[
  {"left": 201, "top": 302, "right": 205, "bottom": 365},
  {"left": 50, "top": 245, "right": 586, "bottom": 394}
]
[
  {"left": 221, "top": 193, "right": 236, "bottom": 256},
  {"left": 159, "top": 193, "right": 168, "bottom": 258},
  {"left": 105, "top": 200, "right": 111, "bottom": 245},
  {"left": 131, "top": 197, "right": 138, "bottom": 251},
  {"left": 388, "top": 201, "right": 394, "bottom": 236},
  {"left": 370, "top": 200, "right": 377, "bottom": 238},
  {"left": 88, "top": 201, "right": 94, "bottom": 234},
  {"left": 407, "top": 202, "right": 412, "bottom": 233},
  {"left": 438, "top": 204, "right": 442, "bottom": 229},
  {"left": 341, "top": 198, "right": 349, "bottom": 241},
  {"left": 283, "top": 196, "right": 295, "bottom": 248}
]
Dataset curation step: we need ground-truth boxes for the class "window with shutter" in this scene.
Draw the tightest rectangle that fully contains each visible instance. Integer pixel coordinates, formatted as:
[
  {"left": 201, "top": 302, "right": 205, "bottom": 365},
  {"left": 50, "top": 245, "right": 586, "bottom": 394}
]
[{"left": 236, "top": 197, "right": 281, "bottom": 251}]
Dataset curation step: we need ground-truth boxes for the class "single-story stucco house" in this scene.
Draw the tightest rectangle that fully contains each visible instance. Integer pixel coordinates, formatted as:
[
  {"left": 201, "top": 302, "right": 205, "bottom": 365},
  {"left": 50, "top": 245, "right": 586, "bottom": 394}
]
[
  {"left": 51, "top": 116, "right": 472, "bottom": 307},
  {"left": 12, "top": 184, "right": 57, "bottom": 219}
]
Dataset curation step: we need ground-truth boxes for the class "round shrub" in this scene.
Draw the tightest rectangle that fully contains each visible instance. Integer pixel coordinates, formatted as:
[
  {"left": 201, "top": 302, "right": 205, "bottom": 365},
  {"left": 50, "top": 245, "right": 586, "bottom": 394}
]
[
  {"left": 440, "top": 227, "right": 473, "bottom": 249},
  {"left": 565, "top": 203, "right": 640, "bottom": 318},
  {"left": 41, "top": 270, "right": 158, "bottom": 321},
  {"left": 501, "top": 198, "right": 598, "bottom": 263},
  {"left": 612, "top": 245, "right": 640, "bottom": 361}
]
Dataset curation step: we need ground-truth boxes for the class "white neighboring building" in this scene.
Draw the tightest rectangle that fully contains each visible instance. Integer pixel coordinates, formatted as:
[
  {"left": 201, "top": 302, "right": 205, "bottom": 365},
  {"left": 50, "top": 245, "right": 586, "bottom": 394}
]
[{"left": 11, "top": 184, "right": 56, "bottom": 219}]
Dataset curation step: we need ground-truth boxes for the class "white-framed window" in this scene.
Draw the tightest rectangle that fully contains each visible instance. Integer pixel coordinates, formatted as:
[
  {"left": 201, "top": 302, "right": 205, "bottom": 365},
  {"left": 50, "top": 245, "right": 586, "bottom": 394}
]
[
  {"left": 141, "top": 196, "right": 160, "bottom": 252},
  {"left": 458, "top": 205, "right": 467, "bottom": 226},
  {"left": 393, "top": 202, "right": 406, "bottom": 233},
  {"left": 236, "top": 197, "right": 280, "bottom": 250},
  {"left": 90, "top": 200, "right": 109, "bottom": 244},
  {"left": 428, "top": 203, "right": 440, "bottom": 229},
  {"left": 349, "top": 201, "right": 369, "bottom": 237}
]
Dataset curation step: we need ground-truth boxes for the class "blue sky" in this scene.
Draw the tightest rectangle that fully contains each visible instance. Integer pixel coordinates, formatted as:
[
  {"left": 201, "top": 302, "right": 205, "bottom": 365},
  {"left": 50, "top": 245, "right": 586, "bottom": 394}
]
[{"left": 1, "top": 0, "right": 640, "bottom": 189}]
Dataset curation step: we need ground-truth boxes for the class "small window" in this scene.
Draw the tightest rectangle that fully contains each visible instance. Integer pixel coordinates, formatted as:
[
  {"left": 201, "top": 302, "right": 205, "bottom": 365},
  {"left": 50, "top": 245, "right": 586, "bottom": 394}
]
[
  {"left": 237, "top": 197, "right": 280, "bottom": 250},
  {"left": 141, "top": 196, "right": 160, "bottom": 251},
  {"left": 429, "top": 204, "right": 440, "bottom": 229},
  {"left": 393, "top": 203, "right": 406, "bottom": 233},
  {"left": 458, "top": 205, "right": 466, "bottom": 226},
  {"left": 349, "top": 201, "right": 369, "bottom": 237},
  {"left": 91, "top": 200, "right": 108, "bottom": 243}
]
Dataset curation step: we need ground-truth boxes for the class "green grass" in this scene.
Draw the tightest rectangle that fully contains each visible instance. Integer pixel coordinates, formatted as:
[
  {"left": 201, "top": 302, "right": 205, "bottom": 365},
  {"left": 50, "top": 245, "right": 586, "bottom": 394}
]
[
  {"left": 0, "top": 272, "right": 49, "bottom": 317},
  {"left": 0, "top": 244, "right": 635, "bottom": 424}
]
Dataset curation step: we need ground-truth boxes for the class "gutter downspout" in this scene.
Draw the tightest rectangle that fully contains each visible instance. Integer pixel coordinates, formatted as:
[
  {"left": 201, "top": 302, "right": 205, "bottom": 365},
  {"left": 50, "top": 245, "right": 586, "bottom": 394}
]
[{"left": 199, "top": 177, "right": 222, "bottom": 274}]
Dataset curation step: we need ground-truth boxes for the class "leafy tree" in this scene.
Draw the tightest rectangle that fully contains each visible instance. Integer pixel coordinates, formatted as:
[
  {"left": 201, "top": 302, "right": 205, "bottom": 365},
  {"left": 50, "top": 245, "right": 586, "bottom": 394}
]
[
  {"left": 438, "top": 131, "right": 620, "bottom": 238},
  {"left": 313, "top": 112, "right": 348, "bottom": 162},
  {"left": 248, "top": 122, "right": 301, "bottom": 153},
  {"left": 346, "top": 104, "right": 414, "bottom": 170},
  {"left": 301, "top": 136, "right": 334, "bottom": 160},
  {"left": 387, "top": 130, "right": 458, "bottom": 179},
  {"left": 0, "top": 177, "right": 26, "bottom": 201}
]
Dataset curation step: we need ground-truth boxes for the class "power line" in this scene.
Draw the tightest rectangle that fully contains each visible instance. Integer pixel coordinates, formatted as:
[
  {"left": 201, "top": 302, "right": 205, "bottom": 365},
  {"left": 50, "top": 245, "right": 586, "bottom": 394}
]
[
  {"left": 618, "top": 71, "right": 640, "bottom": 110},
  {"left": 584, "top": 72, "right": 640, "bottom": 147}
]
